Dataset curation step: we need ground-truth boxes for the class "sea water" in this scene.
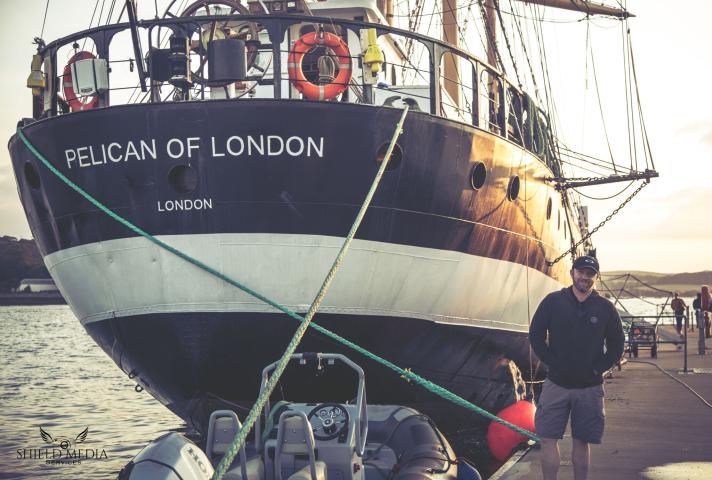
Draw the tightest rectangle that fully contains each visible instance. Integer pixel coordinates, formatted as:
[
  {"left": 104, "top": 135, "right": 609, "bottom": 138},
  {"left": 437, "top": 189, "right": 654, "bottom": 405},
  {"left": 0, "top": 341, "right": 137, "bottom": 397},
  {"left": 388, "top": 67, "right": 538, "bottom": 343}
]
[{"left": 0, "top": 306, "right": 185, "bottom": 479}]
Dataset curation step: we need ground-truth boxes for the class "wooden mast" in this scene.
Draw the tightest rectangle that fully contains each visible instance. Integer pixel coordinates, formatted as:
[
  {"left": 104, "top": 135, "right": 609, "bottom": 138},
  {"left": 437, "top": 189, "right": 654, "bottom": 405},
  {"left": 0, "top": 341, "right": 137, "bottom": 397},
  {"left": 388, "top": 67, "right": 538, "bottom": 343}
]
[
  {"left": 484, "top": 0, "right": 498, "bottom": 68},
  {"left": 442, "top": 0, "right": 460, "bottom": 108},
  {"left": 518, "top": 0, "right": 632, "bottom": 18}
]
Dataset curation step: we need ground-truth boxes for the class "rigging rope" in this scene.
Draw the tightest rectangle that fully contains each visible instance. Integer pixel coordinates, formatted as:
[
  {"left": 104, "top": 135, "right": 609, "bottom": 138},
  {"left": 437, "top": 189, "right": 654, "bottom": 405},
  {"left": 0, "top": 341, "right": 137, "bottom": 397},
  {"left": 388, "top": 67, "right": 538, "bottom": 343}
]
[
  {"left": 39, "top": 0, "right": 51, "bottom": 39},
  {"left": 477, "top": 0, "right": 505, "bottom": 70},
  {"left": 507, "top": 0, "right": 541, "bottom": 103},
  {"left": 81, "top": 0, "right": 102, "bottom": 52},
  {"left": 493, "top": 0, "right": 522, "bottom": 87},
  {"left": 573, "top": 181, "right": 634, "bottom": 201},
  {"left": 586, "top": 20, "right": 618, "bottom": 172},
  {"left": 626, "top": 26, "right": 656, "bottom": 171}
]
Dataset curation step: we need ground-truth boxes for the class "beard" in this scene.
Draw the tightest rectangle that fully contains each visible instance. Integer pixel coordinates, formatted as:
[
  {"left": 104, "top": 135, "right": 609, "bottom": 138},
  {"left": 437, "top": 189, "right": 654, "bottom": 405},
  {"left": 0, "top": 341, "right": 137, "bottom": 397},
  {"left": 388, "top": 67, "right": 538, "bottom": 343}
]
[{"left": 574, "top": 277, "right": 594, "bottom": 293}]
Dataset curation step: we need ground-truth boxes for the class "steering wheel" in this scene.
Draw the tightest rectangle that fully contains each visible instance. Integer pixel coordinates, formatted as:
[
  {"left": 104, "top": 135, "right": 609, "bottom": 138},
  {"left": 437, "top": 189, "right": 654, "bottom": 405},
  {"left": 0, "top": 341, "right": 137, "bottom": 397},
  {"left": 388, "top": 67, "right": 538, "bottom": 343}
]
[{"left": 307, "top": 403, "right": 350, "bottom": 441}]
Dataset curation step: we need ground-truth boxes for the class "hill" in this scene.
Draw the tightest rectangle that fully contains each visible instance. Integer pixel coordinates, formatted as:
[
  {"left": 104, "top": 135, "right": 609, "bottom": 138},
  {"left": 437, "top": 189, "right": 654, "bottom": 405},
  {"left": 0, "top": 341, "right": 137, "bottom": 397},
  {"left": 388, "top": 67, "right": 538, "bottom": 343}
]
[
  {"left": 601, "top": 270, "right": 712, "bottom": 298},
  {"left": 0, "top": 236, "right": 49, "bottom": 291}
]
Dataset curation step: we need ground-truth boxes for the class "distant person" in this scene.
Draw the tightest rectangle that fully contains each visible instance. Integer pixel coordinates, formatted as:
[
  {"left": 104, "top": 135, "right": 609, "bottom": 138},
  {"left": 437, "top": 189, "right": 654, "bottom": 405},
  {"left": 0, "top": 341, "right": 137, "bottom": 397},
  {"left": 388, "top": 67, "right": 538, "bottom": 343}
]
[
  {"left": 703, "top": 286, "right": 711, "bottom": 338},
  {"left": 529, "top": 255, "right": 625, "bottom": 480},
  {"left": 693, "top": 291, "right": 711, "bottom": 337},
  {"left": 670, "top": 292, "right": 687, "bottom": 337}
]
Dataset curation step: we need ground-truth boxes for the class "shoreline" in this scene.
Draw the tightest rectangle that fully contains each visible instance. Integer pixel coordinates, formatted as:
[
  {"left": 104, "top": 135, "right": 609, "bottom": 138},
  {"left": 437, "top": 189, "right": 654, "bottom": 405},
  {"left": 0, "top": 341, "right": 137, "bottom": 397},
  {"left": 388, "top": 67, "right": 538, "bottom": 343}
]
[{"left": 0, "top": 293, "right": 66, "bottom": 306}]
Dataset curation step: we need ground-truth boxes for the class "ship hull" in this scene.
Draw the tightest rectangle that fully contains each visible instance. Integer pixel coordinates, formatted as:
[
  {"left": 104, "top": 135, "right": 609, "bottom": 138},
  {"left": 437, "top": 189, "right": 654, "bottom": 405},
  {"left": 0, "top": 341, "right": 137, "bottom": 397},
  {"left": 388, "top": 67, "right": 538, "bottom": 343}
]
[{"left": 9, "top": 99, "right": 570, "bottom": 434}]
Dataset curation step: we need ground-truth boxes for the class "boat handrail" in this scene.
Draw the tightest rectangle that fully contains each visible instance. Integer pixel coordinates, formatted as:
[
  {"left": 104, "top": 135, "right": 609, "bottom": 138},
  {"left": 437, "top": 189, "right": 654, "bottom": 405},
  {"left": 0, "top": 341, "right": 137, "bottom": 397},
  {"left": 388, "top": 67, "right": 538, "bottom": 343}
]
[
  {"left": 29, "top": 13, "right": 558, "bottom": 168},
  {"left": 255, "top": 353, "right": 368, "bottom": 456}
]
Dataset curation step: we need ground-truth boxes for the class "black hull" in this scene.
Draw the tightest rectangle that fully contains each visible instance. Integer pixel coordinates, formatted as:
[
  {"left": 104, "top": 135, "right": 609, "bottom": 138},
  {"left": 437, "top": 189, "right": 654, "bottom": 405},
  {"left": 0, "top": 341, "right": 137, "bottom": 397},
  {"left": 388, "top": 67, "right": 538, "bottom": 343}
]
[{"left": 86, "top": 311, "right": 531, "bottom": 434}]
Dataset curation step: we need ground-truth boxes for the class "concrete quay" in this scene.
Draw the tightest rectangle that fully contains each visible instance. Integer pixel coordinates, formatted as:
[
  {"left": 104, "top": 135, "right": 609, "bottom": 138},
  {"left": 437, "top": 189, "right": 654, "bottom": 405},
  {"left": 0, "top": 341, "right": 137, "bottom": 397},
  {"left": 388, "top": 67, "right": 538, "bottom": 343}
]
[{"left": 492, "top": 326, "right": 712, "bottom": 479}]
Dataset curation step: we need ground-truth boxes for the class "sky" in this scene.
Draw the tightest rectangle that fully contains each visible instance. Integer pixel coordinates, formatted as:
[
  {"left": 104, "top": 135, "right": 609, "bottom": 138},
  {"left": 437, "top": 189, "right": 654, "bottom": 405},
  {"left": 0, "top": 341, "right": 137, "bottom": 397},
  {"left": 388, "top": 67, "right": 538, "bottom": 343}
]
[{"left": 0, "top": 0, "right": 710, "bottom": 273}]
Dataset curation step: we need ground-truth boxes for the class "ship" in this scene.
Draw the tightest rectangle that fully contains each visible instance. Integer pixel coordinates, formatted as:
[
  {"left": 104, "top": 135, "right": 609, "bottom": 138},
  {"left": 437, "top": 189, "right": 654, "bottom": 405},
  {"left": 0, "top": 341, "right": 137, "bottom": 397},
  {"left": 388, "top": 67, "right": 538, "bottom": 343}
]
[{"left": 8, "top": 0, "right": 656, "bottom": 443}]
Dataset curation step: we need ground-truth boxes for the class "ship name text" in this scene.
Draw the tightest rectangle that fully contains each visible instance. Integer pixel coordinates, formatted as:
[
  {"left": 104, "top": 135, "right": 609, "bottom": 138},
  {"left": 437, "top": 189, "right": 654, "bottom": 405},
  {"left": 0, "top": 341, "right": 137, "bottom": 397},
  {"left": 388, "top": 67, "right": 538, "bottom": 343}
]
[{"left": 63, "top": 134, "right": 325, "bottom": 170}]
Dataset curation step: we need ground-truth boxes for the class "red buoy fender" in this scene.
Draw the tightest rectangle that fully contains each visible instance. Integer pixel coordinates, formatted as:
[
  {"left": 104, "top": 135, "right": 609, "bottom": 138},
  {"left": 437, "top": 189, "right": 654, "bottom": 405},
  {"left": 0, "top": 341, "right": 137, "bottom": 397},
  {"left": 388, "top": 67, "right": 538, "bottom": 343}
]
[
  {"left": 63, "top": 51, "right": 100, "bottom": 112},
  {"left": 287, "top": 32, "right": 352, "bottom": 101},
  {"left": 487, "top": 400, "right": 536, "bottom": 461}
]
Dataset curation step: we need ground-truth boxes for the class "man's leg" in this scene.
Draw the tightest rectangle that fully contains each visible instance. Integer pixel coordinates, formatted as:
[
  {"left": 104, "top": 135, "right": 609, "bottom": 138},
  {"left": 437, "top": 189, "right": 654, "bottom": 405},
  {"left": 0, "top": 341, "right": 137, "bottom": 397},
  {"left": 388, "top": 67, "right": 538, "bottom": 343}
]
[
  {"left": 539, "top": 437, "right": 561, "bottom": 480},
  {"left": 571, "top": 437, "right": 590, "bottom": 480},
  {"left": 535, "top": 380, "right": 570, "bottom": 480}
]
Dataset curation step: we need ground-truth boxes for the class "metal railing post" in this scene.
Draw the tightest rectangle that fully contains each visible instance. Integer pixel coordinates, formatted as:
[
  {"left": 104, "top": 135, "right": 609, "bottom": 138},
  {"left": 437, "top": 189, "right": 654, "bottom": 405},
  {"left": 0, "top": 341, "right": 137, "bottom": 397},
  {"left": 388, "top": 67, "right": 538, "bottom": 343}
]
[
  {"left": 697, "top": 309, "right": 706, "bottom": 355},
  {"left": 683, "top": 313, "right": 688, "bottom": 373}
]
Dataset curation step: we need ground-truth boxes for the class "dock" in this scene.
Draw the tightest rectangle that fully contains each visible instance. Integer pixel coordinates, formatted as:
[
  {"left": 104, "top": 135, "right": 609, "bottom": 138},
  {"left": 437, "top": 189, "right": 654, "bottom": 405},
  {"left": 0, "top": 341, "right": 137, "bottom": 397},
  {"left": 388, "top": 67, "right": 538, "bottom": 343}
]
[{"left": 492, "top": 325, "right": 712, "bottom": 479}]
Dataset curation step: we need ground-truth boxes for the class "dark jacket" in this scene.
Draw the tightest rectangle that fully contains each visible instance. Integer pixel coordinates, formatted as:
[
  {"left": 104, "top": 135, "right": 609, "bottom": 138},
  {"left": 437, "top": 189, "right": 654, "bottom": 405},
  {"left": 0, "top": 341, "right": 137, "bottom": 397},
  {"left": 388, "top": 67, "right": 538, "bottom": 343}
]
[{"left": 529, "top": 287, "right": 625, "bottom": 388}]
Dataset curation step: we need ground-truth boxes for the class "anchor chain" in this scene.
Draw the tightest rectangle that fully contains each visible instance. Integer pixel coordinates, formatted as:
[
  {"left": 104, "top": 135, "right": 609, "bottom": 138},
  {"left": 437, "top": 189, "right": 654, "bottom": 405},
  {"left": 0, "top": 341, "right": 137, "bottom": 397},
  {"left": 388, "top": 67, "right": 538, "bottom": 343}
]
[{"left": 547, "top": 180, "right": 649, "bottom": 266}]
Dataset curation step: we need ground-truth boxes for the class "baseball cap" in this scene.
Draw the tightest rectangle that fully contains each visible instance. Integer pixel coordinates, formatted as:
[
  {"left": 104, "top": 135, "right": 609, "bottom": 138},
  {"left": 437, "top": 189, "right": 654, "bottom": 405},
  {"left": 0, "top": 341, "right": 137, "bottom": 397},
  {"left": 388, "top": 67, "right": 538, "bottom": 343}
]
[{"left": 573, "top": 255, "right": 599, "bottom": 273}]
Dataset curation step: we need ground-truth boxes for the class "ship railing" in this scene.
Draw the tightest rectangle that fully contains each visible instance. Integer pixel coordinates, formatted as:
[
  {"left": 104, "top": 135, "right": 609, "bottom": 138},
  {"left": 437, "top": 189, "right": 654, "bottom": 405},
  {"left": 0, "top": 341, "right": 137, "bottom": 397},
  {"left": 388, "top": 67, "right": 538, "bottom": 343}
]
[{"left": 30, "top": 13, "right": 556, "bottom": 166}]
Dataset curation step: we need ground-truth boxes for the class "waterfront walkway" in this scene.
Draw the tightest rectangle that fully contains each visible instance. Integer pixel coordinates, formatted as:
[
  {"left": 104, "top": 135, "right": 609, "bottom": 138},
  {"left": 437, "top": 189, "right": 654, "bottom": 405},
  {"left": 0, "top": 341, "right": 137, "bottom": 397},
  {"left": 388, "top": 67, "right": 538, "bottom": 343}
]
[{"left": 493, "top": 326, "right": 712, "bottom": 479}]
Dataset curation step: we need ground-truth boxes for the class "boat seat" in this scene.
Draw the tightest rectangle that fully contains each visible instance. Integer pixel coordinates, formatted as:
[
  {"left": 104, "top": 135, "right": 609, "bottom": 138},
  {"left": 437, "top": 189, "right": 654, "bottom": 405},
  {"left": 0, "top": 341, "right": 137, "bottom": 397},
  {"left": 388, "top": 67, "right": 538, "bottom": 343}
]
[
  {"left": 286, "top": 463, "right": 327, "bottom": 480},
  {"left": 225, "top": 457, "right": 265, "bottom": 480},
  {"left": 363, "top": 443, "right": 397, "bottom": 480},
  {"left": 207, "top": 410, "right": 265, "bottom": 480},
  {"left": 274, "top": 411, "right": 326, "bottom": 480}
]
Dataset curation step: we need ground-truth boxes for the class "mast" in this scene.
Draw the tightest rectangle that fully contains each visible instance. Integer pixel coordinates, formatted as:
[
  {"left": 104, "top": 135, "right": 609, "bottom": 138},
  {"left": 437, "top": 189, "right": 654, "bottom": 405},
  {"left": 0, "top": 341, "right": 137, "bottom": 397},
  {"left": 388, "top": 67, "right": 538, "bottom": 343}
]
[
  {"left": 484, "top": 0, "right": 498, "bottom": 68},
  {"left": 442, "top": 0, "right": 460, "bottom": 107},
  {"left": 518, "top": 0, "right": 633, "bottom": 18}
]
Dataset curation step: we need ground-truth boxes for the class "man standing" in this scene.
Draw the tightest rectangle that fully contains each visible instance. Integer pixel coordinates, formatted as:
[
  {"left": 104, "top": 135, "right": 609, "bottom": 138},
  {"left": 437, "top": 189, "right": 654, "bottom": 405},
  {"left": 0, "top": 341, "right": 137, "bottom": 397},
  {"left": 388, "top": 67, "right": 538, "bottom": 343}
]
[
  {"left": 670, "top": 292, "right": 687, "bottom": 337},
  {"left": 529, "top": 255, "right": 624, "bottom": 480}
]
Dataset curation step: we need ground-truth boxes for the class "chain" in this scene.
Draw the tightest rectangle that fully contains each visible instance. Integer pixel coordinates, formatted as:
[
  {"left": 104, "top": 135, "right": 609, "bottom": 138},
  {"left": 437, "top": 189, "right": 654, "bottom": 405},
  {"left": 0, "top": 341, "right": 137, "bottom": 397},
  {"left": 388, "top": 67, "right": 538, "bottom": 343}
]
[
  {"left": 548, "top": 175, "right": 624, "bottom": 186},
  {"left": 550, "top": 175, "right": 606, "bottom": 183},
  {"left": 547, "top": 180, "right": 648, "bottom": 266}
]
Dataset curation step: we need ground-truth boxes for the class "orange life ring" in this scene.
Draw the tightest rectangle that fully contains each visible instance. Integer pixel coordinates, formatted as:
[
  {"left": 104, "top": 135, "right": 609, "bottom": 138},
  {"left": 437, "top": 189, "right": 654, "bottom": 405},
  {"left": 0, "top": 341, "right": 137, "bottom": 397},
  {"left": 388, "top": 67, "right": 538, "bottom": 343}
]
[
  {"left": 63, "top": 51, "right": 100, "bottom": 112},
  {"left": 287, "top": 32, "right": 352, "bottom": 101}
]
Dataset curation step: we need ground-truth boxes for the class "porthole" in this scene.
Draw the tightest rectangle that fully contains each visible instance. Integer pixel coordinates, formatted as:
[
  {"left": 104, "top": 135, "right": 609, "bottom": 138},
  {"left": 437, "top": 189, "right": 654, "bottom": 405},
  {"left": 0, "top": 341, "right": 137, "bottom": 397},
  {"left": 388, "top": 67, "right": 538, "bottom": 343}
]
[
  {"left": 168, "top": 164, "right": 198, "bottom": 194},
  {"left": 507, "top": 175, "right": 520, "bottom": 201},
  {"left": 375, "top": 142, "right": 403, "bottom": 171},
  {"left": 24, "top": 162, "right": 41, "bottom": 190},
  {"left": 546, "top": 197, "right": 552, "bottom": 220},
  {"left": 470, "top": 162, "right": 487, "bottom": 190}
]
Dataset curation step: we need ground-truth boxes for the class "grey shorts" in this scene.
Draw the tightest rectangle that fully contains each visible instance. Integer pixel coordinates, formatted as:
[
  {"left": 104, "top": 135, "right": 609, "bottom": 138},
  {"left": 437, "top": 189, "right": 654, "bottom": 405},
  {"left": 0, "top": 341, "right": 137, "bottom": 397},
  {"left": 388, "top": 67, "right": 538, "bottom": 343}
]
[{"left": 535, "top": 379, "right": 605, "bottom": 444}]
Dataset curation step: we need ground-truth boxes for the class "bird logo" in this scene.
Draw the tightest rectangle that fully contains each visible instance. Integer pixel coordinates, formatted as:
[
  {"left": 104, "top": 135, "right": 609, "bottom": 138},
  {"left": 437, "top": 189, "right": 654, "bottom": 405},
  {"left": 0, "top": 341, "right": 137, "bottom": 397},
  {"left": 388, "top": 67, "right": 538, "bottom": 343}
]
[{"left": 40, "top": 426, "right": 89, "bottom": 450}]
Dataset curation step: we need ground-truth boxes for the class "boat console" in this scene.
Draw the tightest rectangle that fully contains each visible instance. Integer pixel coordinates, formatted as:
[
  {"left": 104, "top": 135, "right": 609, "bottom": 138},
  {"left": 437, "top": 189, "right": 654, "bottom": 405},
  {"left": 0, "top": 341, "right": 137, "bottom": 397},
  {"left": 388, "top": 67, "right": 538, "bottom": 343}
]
[{"left": 119, "top": 353, "right": 479, "bottom": 480}]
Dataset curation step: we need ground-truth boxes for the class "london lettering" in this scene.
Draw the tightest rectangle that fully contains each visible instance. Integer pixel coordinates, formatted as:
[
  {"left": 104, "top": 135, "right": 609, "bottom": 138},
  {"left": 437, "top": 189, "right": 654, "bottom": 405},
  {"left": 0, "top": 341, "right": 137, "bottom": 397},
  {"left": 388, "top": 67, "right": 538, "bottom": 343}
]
[{"left": 157, "top": 198, "right": 213, "bottom": 212}]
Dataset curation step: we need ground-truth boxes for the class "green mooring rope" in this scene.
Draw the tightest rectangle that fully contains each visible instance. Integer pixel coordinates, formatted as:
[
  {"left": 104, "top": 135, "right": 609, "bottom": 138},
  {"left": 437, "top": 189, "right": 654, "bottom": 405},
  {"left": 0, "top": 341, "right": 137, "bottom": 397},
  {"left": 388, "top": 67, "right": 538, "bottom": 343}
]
[{"left": 17, "top": 105, "right": 538, "bottom": 478}]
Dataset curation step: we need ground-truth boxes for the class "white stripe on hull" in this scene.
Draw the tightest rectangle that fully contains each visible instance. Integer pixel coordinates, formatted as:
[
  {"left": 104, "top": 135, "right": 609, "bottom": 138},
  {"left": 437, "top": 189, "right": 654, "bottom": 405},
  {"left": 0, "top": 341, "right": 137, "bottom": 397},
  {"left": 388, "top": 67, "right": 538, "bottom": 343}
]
[{"left": 44, "top": 234, "right": 563, "bottom": 330}]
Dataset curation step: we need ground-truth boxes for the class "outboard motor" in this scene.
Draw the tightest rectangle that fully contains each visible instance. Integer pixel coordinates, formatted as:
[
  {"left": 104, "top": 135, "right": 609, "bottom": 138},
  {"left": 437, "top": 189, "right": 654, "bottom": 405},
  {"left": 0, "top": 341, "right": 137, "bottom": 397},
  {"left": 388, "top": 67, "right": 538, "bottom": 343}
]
[{"left": 118, "top": 432, "right": 214, "bottom": 479}]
